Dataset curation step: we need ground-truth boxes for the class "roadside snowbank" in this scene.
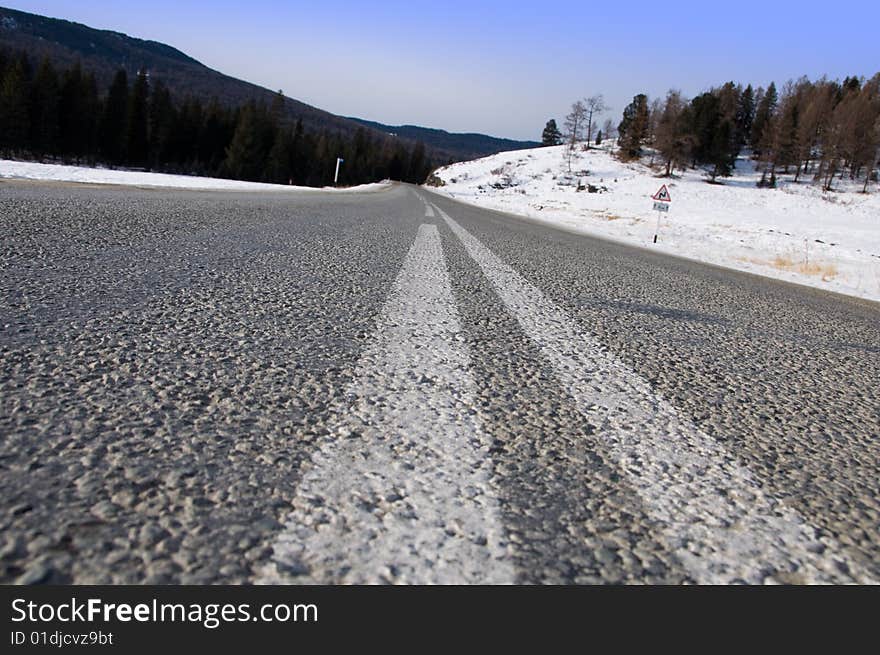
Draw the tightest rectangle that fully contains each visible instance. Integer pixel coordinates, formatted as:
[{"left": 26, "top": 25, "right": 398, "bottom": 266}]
[
  {"left": 427, "top": 144, "right": 880, "bottom": 303},
  {"left": 0, "top": 159, "right": 391, "bottom": 193}
]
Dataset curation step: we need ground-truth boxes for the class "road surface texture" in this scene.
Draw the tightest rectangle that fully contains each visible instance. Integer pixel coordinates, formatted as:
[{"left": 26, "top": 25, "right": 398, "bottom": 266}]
[{"left": 1, "top": 180, "right": 878, "bottom": 584}]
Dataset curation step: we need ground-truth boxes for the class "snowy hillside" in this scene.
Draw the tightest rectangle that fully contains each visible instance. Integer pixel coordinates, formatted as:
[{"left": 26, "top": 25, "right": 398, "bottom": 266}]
[
  {"left": 426, "top": 144, "right": 880, "bottom": 303},
  {"left": 0, "top": 160, "right": 392, "bottom": 193}
]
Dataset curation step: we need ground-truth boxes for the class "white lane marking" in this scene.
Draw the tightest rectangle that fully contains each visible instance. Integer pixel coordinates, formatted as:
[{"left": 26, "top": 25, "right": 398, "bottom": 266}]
[
  {"left": 434, "top": 202, "right": 874, "bottom": 584},
  {"left": 259, "top": 223, "right": 514, "bottom": 584},
  {"left": 425, "top": 204, "right": 435, "bottom": 217}
]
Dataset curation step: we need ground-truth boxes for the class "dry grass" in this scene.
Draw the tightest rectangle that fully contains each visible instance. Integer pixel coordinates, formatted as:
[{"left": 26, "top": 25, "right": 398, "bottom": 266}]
[
  {"left": 738, "top": 255, "right": 839, "bottom": 280},
  {"left": 770, "top": 255, "right": 838, "bottom": 280}
]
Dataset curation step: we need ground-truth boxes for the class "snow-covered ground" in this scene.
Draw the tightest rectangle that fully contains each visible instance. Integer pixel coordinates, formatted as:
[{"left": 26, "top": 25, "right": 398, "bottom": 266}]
[
  {"left": 427, "top": 144, "right": 880, "bottom": 303},
  {"left": 0, "top": 159, "right": 391, "bottom": 193}
]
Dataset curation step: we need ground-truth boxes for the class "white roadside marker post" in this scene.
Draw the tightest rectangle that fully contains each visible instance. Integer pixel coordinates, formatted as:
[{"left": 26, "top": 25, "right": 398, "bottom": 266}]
[
  {"left": 334, "top": 157, "right": 344, "bottom": 186},
  {"left": 651, "top": 184, "right": 671, "bottom": 243}
]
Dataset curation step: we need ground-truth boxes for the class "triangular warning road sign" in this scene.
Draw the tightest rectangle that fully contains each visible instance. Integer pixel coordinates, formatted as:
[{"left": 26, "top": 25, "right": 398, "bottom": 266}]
[{"left": 652, "top": 184, "right": 671, "bottom": 202}]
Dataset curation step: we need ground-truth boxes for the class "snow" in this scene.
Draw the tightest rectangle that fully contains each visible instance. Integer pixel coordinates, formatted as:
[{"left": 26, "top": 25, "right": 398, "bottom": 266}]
[
  {"left": 0, "top": 159, "right": 392, "bottom": 193},
  {"left": 426, "top": 144, "right": 880, "bottom": 303}
]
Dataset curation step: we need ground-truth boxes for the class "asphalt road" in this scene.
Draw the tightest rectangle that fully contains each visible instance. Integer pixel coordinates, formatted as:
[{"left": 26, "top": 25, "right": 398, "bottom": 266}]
[{"left": 1, "top": 180, "right": 878, "bottom": 584}]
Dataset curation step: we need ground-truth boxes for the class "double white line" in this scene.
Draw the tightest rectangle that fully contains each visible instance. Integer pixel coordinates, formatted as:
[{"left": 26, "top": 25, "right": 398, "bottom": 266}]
[
  {"left": 259, "top": 222, "right": 513, "bottom": 584},
  {"left": 259, "top": 199, "right": 873, "bottom": 584}
]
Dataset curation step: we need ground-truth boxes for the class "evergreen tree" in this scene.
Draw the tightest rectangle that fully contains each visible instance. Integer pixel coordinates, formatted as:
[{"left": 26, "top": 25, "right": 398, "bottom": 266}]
[
  {"left": 0, "top": 56, "right": 31, "bottom": 153},
  {"left": 841, "top": 76, "right": 861, "bottom": 95},
  {"left": 148, "top": 80, "right": 176, "bottom": 168},
  {"left": 708, "top": 119, "right": 736, "bottom": 180},
  {"left": 29, "top": 57, "right": 59, "bottom": 156},
  {"left": 388, "top": 146, "right": 406, "bottom": 181},
  {"left": 407, "top": 141, "right": 428, "bottom": 183},
  {"left": 178, "top": 98, "right": 205, "bottom": 170},
  {"left": 126, "top": 70, "right": 150, "bottom": 168},
  {"left": 349, "top": 127, "right": 370, "bottom": 182},
  {"left": 617, "top": 94, "right": 649, "bottom": 160},
  {"left": 750, "top": 82, "right": 777, "bottom": 154},
  {"left": 100, "top": 69, "right": 129, "bottom": 165},
  {"left": 80, "top": 72, "right": 100, "bottom": 161},
  {"left": 265, "top": 127, "right": 293, "bottom": 184},
  {"left": 290, "top": 118, "right": 306, "bottom": 183},
  {"left": 58, "top": 61, "right": 90, "bottom": 160},
  {"left": 736, "top": 84, "right": 755, "bottom": 145},
  {"left": 541, "top": 118, "right": 562, "bottom": 146},
  {"left": 688, "top": 92, "right": 737, "bottom": 181},
  {"left": 223, "top": 101, "right": 273, "bottom": 181},
  {"left": 199, "top": 99, "right": 231, "bottom": 173}
]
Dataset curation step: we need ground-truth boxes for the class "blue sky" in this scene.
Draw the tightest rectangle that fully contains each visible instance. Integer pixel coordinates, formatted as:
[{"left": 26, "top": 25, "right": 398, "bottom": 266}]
[{"left": 5, "top": 0, "right": 879, "bottom": 140}]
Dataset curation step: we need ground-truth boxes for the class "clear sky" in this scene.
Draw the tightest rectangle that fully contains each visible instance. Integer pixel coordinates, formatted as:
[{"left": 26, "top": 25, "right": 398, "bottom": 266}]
[{"left": 5, "top": 0, "right": 879, "bottom": 141}]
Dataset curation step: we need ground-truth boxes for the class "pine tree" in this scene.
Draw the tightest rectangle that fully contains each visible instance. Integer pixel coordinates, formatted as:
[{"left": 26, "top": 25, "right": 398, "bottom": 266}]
[
  {"left": 541, "top": 119, "right": 562, "bottom": 146},
  {"left": 178, "top": 98, "right": 204, "bottom": 170},
  {"left": 126, "top": 70, "right": 150, "bottom": 168},
  {"left": 686, "top": 91, "right": 738, "bottom": 181},
  {"left": 736, "top": 84, "right": 755, "bottom": 146},
  {"left": 148, "top": 80, "right": 176, "bottom": 168},
  {"left": 29, "top": 57, "right": 59, "bottom": 156},
  {"left": 407, "top": 141, "right": 429, "bottom": 183},
  {"left": 223, "top": 101, "right": 273, "bottom": 181},
  {"left": 100, "top": 69, "right": 129, "bottom": 165},
  {"left": 708, "top": 119, "right": 736, "bottom": 181},
  {"left": 199, "top": 99, "right": 231, "bottom": 173},
  {"left": 265, "top": 128, "right": 292, "bottom": 184},
  {"left": 80, "top": 72, "right": 100, "bottom": 162},
  {"left": 750, "top": 82, "right": 777, "bottom": 155},
  {"left": 388, "top": 145, "right": 406, "bottom": 181},
  {"left": 58, "top": 61, "right": 92, "bottom": 161},
  {"left": 290, "top": 118, "right": 305, "bottom": 183},
  {"left": 0, "top": 56, "right": 31, "bottom": 153},
  {"left": 617, "top": 94, "right": 649, "bottom": 160}
]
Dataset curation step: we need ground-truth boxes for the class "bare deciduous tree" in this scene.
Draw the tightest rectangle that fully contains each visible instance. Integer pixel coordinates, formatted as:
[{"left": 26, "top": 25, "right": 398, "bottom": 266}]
[
  {"left": 654, "top": 90, "right": 690, "bottom": 176},
  {"left": 647, "top": 96, "right": 663, "bottom": 165},
  {"left": 563, "top": 100, "right": 587, "bottom": 171},
  {"left": 602, "top": 118, "right": 617, "bottom": 145},
  {"left": 584, "top": 94, "right": 607, "bottom": 147}
]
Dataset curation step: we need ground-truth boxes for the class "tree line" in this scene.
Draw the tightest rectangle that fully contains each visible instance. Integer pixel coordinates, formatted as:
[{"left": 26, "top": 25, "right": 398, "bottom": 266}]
[
  {"left": 546, "top": 73, "right": 880, "bottom": 191},
  {"left": 0, "top": 48, "right": 432, "bottom": 186}
]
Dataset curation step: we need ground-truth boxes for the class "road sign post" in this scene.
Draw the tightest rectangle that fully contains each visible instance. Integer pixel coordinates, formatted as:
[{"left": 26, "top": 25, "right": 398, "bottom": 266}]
[
  {"left": 334, "top": 157, "right": 344, "bottom": 185},
  {"left": 650, "top": 185, "right": 672, "bottom": 243}
]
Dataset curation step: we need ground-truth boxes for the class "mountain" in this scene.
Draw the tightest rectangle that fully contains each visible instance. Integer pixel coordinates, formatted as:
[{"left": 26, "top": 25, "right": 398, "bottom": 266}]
[
  {"left": 0, "top": 6, "right": 365, "bottom": 140},
  {"left": 0, "top": 6, "right": 537, "bottom": 163},
  {"left": 345, "top": 118, "right": 540, "bottom": 163}
]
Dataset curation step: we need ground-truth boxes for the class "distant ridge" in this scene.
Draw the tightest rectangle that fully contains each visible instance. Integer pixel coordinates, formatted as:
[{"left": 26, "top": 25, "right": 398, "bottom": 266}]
[{"left": 345, "top": 117, "right": 540, "bottom": 163}]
